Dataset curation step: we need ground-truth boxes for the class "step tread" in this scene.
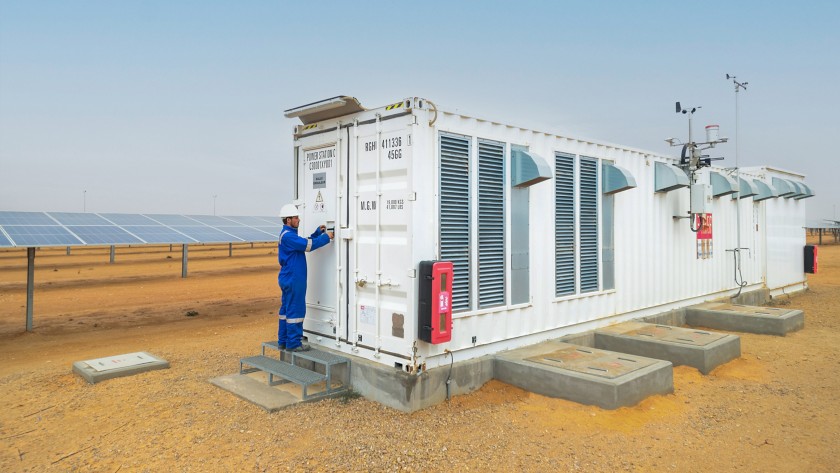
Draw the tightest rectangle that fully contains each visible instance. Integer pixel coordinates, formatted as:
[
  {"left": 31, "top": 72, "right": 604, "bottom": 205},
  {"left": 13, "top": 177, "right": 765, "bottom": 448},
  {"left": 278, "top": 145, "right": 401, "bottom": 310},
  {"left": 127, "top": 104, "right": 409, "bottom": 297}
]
[
  {"left": 240, "top": 355, "right": 326, "bottom": 385},
  {"left": 261, "top": 341, "right": 350, "bottom": 365},
  {"left": 293, "top": 348, "right": 350, "bottom": 366}
]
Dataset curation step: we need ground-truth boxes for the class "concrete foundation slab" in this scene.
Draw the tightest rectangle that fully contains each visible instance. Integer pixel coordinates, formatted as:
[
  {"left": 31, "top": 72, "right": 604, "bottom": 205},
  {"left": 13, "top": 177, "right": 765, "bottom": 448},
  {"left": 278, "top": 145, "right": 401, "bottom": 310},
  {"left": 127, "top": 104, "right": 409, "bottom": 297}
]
[
  {"left": 350, "top": 353, "right": 495, "bottom": 413},
  {"left": 210, "top": 374, "right": 301, "bottom": 412},
  {"left": 495, "top": 341, "right": 673, "bottom": 410},
  {"left": 72, "top": 352, "right": 169, "bottom": 384},
  {"left": 685, "top": 302, "right": 804, "bottom": 336},
  {"left": 594, "top": 322, "right": 741, "bottom": 374}
]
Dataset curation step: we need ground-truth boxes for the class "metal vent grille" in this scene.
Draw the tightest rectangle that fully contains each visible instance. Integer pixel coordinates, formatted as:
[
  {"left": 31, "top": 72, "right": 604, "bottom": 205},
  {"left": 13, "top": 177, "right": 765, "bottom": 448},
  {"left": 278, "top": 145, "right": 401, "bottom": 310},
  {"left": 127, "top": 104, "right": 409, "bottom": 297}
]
[
  {"left": 555, "top": 152, "right": 575, "bottom": 296},
  {"left": 440, "top": 133, "right": 471, "bottom": 311},
  {"left": 579, "top": 156, "right": 599, "bottom": 293},
  {"left": 478, "top": 140, "right": 505, "bottom": 308}
]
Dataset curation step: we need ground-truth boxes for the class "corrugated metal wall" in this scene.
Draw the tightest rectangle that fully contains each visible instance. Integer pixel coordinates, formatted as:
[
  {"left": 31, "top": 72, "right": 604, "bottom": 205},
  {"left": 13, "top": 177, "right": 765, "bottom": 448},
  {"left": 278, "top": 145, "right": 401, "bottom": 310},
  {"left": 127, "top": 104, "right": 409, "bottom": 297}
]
[
  {"left": 428, "top": 110, "right": 805, "bottom": 356},
  {"left": 290, "top": 100, "right": 808, "bottom": 367},
  {"left": 754, "top": 167, "right": 807, "bottom": 292}
]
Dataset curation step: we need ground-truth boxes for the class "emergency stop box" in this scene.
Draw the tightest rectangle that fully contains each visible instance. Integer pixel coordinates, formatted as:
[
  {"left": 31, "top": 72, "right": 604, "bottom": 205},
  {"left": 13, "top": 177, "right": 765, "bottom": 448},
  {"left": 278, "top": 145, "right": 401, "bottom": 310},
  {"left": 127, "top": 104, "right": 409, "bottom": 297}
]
[{"left": 418, "top": 260, "right": 453, "bottom": 344}]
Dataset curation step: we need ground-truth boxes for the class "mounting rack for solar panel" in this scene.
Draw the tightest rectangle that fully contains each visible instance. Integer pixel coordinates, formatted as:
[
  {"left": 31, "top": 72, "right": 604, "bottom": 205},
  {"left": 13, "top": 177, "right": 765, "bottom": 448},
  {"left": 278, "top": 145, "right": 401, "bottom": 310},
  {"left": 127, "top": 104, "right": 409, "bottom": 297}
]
[{"left": 0, "top": 211, "right": 283, "bottom": 332}]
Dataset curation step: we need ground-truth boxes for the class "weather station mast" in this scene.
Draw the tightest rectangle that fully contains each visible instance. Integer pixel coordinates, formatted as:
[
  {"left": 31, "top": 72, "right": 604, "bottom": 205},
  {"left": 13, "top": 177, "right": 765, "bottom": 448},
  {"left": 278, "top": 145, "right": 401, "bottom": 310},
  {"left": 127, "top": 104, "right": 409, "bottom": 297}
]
[
  {"left": 727, "top": 74, "right": 749, "bottom": 292},
  {"left": 665, "top": 102, "right": 728, "bottom": 232}
]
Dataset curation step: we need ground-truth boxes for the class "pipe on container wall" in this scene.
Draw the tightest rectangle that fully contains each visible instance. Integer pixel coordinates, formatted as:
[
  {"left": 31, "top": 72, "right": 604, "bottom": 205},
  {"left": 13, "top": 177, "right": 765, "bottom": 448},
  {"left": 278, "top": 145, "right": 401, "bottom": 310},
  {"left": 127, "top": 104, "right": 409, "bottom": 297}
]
[
  {"left": 347, "top": 121, "right": 355, "bottom": 343},
  {"left": 374, "top": 113, "right": 382, "bottom": 358},
  {"left": 352, "top": 121, "right": 361, "bottom": 352},
  {"left": 335, "top": 123, "right": 343, "bottom": 347}
]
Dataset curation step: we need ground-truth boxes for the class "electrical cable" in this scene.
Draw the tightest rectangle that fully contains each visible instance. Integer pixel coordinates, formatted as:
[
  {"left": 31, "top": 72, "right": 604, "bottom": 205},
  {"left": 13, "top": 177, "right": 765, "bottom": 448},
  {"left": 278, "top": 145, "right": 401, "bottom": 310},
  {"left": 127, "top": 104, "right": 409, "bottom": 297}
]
[
  {"left": 729, "top": 248, "right": 749, "bottom": 298},
  {"left": 689, "top": 211, "right": 703, "bottom": 233},
  {"left": 687, "top": 169, "right": 702, "bottom": 233},
  {"left": 444, "top": 349, "right": 453, "bottom": 401}
]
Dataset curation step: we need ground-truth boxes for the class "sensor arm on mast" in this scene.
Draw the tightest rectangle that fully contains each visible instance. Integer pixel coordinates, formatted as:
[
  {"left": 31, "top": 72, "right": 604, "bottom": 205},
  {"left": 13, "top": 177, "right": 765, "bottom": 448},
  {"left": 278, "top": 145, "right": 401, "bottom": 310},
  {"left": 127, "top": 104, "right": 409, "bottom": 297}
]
[{"left": 669, "top": 102, "right": 728, "bottom": 177}]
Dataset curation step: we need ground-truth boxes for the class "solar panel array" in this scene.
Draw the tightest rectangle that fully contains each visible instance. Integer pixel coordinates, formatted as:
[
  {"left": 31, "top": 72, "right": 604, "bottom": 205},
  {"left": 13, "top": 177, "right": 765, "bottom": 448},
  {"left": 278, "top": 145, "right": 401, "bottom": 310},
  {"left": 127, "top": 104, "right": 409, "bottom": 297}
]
[{"left": 0, "top": 211, "right": 283, "bottom": 248}]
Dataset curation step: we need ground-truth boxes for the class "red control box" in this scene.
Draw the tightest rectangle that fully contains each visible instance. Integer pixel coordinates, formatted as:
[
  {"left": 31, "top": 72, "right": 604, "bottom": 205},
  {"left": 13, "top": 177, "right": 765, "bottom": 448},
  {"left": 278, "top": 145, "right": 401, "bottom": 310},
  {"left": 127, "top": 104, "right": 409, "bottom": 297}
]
[{"left": 418, "top": 260, "right": 453, "bottom": 344}]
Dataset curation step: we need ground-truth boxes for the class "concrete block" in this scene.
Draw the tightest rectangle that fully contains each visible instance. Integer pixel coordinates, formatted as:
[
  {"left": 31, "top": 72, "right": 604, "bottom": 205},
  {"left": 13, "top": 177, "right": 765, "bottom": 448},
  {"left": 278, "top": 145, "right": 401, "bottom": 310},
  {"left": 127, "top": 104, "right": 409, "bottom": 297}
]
[
  {"left": 641, "top": 308, "right": 686, "bottom": 327},
  {"left": 558, "top": 331, "right": 595, "bottom": 347},
  {"left": 210, "top": 374, "right": 300, "bottom": 412},
  {"left": 725, "top": 288, "right": 770, "bottom": 306},
  {"left": 685, "top": 302, "right": 804, "bottom": 336},
  {"left": 494, "top": 341, "right": 673, "bottom": 410},
  {"left": 594, "top": 322, "right": 740, "bottom": 374},
  {"left": 72, "top": 352, "right": 169, "bottom": 384}
]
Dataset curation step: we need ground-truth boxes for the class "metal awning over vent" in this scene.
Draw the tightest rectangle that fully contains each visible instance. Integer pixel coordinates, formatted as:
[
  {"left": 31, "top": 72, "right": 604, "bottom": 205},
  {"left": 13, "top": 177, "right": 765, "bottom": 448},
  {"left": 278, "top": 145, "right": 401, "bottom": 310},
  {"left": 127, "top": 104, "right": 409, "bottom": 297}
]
[
  {"left": 772, "top": 177, "right": 795, "bottom": 198},
  {"left": 284, "top": 96, "right": 366, "bottom": 125},
  {"left": 602, "top": 163, "right": 636, "bottom": 195},
  {"left": 753, "top": 179, "right": 778, "bottom": 202},
  {"left": 734, "top": 177, "right": 758, "bottom": 199},
  {"left": 710, "top": 171, "right": 738, "bottom": 198},
  {"left": 794, "top": 182, "right": 814, "bottom": 200},
  {"left": 654, "top": 162, "right": 689, "bottom": 193},
  {"left": 786, "top": 180, "right": 807, "bottom": 199},
  {"left": 511, "top": 149, "right": 552, "bottom": 188}
]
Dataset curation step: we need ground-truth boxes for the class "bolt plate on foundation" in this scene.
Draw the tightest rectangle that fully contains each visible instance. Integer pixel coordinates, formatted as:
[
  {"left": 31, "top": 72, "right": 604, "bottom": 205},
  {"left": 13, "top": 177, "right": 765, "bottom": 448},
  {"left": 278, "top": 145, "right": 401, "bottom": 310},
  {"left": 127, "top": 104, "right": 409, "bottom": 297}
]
[
  {"left": 526, "top": 346, "right": 658, "bottom": 379},
  {"left": 624, "top": 324, "right": 728, "bottom": 346},
  {"left": 701, "top": 302, "right": 793, "bottom": 317}
]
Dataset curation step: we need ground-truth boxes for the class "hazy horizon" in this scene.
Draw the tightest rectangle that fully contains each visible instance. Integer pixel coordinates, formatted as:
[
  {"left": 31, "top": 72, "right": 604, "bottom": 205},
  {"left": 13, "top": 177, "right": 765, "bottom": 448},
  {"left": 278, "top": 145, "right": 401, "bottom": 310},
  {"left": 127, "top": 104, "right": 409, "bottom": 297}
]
[{"left": 2, "top": 1, "right": 838, "bottom": 220}]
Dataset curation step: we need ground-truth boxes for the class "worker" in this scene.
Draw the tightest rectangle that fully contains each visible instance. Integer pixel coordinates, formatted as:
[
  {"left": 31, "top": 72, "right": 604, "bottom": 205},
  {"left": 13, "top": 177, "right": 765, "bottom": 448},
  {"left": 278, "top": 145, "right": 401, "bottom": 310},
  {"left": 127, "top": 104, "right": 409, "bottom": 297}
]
[{"left": 277, "top": 203, "right": 333, "bottom": 352}]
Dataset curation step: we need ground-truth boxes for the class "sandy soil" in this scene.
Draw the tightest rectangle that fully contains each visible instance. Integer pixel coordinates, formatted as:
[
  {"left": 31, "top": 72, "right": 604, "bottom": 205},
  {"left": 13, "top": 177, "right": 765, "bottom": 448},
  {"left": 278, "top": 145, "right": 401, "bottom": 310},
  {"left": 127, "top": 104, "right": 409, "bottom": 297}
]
[{"left": 0, "top": 240, "right": 838, "bottom": 472}]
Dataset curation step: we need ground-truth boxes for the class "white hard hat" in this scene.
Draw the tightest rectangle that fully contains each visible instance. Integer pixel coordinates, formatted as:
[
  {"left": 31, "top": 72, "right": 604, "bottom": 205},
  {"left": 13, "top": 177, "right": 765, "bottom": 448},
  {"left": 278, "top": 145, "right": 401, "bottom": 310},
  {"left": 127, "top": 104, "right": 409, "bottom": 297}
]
[{"left": 279, "top": 203, "right": 299, "bottom": 218}]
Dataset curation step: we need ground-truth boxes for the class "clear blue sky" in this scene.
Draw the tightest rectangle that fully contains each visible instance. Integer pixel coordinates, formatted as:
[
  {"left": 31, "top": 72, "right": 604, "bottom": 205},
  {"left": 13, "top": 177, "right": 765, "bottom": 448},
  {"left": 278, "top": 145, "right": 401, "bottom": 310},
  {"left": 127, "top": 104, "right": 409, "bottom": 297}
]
[{"left": 1, "top": 1, "right": 838, "bottom": 219}]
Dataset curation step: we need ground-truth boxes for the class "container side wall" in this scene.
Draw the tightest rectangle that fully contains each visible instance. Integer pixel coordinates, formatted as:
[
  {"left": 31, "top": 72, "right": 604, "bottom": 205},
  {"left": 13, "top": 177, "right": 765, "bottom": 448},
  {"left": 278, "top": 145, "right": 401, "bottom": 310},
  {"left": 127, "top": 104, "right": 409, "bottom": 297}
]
[{"left": 287, "top": 103, "right": 808, "bottom": 369}]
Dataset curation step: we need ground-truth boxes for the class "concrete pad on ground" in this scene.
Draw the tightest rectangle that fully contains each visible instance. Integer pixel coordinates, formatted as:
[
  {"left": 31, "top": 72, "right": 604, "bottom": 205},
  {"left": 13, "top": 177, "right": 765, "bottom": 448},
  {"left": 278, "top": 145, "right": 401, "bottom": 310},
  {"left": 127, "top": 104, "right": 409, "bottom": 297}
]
[
  {"left": 210, "top": 374, "right": 301, "bottom": 412},
  {"left": 685, "top": 302, "right": 804, "bottom": 336},
  {"left": 72, "top": 351, "right": 169, "bottom": 384},
  {"left": 594, "top": 321, "right": 740, "bottom": 374},
  {"left": 494, "top": 341, "right": 673, "bottom": 410}
]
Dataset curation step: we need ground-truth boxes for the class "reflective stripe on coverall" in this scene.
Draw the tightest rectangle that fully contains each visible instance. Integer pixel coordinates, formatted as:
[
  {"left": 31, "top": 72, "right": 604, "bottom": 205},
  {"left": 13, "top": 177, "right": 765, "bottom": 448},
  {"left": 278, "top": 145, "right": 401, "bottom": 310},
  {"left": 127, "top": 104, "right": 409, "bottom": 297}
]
[{"left": 277, "top": 224, "right": 331, "bottom": 349}]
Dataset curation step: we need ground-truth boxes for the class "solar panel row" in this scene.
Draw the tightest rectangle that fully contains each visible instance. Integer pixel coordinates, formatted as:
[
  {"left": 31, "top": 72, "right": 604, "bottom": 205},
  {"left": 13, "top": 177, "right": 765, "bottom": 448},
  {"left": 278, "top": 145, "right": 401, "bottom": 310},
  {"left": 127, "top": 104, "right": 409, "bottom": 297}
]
[{"left": 0, "top": 211, "right": 282, "bottom": 248}]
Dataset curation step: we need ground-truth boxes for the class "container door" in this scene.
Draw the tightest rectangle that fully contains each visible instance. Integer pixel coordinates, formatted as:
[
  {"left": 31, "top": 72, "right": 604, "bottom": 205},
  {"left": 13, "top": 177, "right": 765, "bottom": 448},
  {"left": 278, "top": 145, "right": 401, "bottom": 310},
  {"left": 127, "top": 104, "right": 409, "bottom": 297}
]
[
  {"left": 299, "top": 142, "right": 340, "bottom": 336},
  {"left": 347, "top": 117, "right": 414, "bottom": 355}
]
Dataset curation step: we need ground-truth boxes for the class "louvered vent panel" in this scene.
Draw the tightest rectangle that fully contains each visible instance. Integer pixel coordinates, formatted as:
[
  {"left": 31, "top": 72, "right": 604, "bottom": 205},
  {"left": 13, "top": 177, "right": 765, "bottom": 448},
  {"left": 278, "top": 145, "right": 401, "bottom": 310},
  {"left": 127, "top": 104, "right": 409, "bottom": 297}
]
[
  {"left": 478, "top": 140, "right": 505, "bottom": 308},
  {"left": 440, "top": 134, "right": 471, "bottom": 311},
  {"left": 579, "top": 156, "right": 599, "bottom": 293},
  {"left": 555, "top": 153, "right": 575, "bottom": 296}
]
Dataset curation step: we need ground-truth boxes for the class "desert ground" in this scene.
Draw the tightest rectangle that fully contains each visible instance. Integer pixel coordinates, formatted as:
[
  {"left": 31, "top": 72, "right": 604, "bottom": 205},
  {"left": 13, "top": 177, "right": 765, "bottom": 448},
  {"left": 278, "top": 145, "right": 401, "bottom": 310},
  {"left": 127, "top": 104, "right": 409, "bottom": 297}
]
[{"left": 0, "top": 239, "right": 838, "bottom": 472}]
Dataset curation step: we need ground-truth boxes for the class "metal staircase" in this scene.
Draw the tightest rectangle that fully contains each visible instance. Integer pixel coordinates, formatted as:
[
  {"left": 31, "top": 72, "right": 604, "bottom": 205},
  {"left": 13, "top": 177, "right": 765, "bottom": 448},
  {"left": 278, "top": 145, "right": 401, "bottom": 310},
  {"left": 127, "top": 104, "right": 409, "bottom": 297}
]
[{"left": 239, "top": 342, "right": 350, "bottom": 401}]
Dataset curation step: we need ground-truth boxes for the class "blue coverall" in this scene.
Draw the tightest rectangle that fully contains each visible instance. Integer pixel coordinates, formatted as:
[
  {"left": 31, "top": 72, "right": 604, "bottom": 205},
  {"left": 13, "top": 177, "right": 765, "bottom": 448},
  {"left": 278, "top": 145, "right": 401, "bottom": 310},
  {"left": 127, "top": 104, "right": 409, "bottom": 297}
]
[{"left": 277, "top": 224, "right": 331, "bottom": 349}]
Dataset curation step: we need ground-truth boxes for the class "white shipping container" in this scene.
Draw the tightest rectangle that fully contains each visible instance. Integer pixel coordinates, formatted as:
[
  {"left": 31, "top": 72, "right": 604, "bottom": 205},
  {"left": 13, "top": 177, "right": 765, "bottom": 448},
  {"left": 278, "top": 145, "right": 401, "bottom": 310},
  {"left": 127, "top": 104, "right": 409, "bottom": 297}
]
[{"left": 284, "top": 96, "right": 811, "bottom": 371}]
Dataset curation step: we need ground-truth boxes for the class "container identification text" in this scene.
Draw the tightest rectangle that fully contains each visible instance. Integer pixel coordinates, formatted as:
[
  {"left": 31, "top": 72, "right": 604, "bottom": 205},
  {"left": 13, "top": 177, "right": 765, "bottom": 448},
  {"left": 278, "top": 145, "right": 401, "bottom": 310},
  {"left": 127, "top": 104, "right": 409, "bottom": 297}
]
[{"left": 305, "top": 148, "right": 335, "bottom": 170}]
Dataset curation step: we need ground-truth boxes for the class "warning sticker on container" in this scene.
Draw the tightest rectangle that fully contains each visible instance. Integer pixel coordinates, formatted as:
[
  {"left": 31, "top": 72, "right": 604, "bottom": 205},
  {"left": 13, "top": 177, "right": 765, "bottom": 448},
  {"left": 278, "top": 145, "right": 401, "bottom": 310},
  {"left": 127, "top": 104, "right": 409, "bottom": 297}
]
[
  {"left": 314, "top": 190, "right": 325, "bottom": 212},
  {"left": 360, "top": 305, "right": 375, "bottom": 326},
  {"left": 695, "top": 213, "right": 713, "bottom": 259}
]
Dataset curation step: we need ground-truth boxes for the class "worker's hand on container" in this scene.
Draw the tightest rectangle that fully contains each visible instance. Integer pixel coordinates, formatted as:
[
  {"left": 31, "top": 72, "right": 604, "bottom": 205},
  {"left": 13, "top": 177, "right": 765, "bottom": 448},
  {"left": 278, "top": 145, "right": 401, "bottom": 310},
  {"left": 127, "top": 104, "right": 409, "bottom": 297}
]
[{"left": 327, "top": 231, "right": 334, "bottom": 239}]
